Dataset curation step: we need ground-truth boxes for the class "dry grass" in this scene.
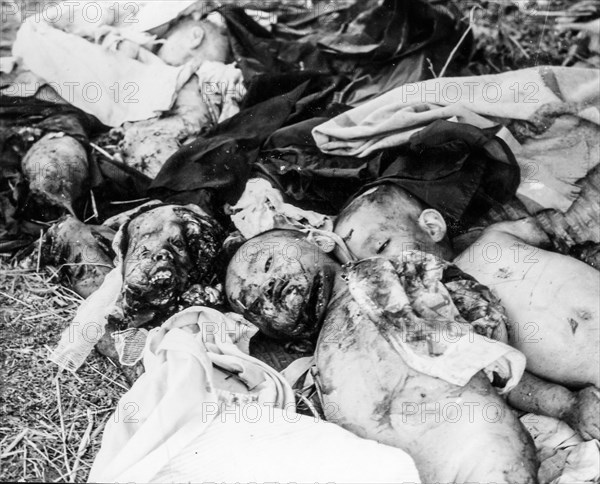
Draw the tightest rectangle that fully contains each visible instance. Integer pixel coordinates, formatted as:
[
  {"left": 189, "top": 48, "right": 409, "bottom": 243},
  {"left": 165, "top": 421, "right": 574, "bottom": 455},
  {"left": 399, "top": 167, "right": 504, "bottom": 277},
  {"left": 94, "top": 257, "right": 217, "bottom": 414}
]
[
  {"left": 0, "top": 255, "right": 128, "bottom": 482},
  {"left": 455, "top": 0, "right": 597, "bottom": 74}
]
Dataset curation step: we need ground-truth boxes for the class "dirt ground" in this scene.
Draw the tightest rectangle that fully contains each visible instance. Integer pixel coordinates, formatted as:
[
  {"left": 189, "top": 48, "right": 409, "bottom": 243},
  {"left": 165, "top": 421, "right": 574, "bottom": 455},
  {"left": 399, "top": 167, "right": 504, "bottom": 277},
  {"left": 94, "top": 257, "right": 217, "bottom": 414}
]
[{"left": 0, "top": 0, "right": 595, "bottom": 481}]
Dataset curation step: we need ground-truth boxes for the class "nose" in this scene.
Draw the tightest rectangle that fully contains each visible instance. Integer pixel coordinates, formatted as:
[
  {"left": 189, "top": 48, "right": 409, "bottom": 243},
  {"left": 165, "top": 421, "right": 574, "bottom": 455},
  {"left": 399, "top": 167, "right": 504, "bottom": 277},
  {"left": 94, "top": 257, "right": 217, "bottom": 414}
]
[{"left": 152, "top": 249, "right": 173, "bottom": 262}]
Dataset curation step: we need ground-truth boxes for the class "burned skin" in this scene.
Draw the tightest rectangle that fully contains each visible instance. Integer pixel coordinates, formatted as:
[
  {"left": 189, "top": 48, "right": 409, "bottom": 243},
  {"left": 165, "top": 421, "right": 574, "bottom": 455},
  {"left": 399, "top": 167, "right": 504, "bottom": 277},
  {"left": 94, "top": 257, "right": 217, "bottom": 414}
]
[
  {"left": 226, "top": 231, "right": 336, "bottom": 341},
  {"left": 316, "top": 279, "right": 538, "bottom": 484},
  {"left": 43, "top": 215, "right": 115, "bottom": 298},
  {"left": 122, "top": 207, "right": 193, "bottom": 327}
]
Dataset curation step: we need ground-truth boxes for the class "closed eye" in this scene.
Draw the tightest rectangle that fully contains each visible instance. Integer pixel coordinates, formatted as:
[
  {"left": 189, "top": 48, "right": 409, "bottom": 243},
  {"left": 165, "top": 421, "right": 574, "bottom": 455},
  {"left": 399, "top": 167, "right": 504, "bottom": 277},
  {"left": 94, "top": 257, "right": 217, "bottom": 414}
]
[
  {"left": 376, "top": 239, "right": 390, "bottom": 254},
  {"left": 137, "top": 246, "right": 150, "bottom": 257},
  {"left": 170, "top": 237, "right": 185, "bottom": 250},
  {"left": 264, "top": 255, "right": 273, "bottom": 272}
]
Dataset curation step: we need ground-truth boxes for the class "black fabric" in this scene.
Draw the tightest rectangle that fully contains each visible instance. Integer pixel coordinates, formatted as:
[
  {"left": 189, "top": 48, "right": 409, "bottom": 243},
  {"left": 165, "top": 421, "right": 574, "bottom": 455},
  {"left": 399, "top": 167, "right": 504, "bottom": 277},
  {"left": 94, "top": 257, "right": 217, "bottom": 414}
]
[
  {"left": 220, "top": 0, "right": 468, "bottom": 104},
  {"left": 150, "top": 73, "right": 347, "bottom": 206},
  {"left": 364, "top": 120, "right": 520, "bottom": 224},
  {"left": 151, "top": 0, "right": 473, "bottom": 214},
  {"left": 256, "top": 119, "right": 519, "bottom": 222},
  {"left": 154, "top": 94, "right": 519, "bottom": 223},
  {"left": 254, "top": 146, "right": 380, "bottom": 215}
]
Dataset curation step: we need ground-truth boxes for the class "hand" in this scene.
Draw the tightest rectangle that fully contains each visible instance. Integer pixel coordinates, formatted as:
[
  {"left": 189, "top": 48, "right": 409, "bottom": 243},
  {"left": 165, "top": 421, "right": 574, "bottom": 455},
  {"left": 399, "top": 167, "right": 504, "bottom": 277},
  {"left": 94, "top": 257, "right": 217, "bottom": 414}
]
[{"left": 564, "top": 385, "right": 600, "bottom": 441}]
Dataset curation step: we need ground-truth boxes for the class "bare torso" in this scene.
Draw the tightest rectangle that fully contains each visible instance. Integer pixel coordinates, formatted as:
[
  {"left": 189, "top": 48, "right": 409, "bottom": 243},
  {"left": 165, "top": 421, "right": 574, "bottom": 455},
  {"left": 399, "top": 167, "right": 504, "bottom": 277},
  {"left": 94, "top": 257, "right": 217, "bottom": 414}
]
[
  {"left": 454, "top": 220, "right": 600, "bottom": 387},
  {"left": 316, "top": 282, "right": 537, "bottom": 483}
]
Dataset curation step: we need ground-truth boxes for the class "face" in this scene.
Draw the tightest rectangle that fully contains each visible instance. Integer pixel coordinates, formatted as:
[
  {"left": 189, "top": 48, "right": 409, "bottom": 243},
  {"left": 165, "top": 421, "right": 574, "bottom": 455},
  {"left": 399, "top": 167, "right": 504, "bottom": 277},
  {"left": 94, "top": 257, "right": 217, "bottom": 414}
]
[
  {"left": 335, "top": 186, "right": 440, "bottom": 260},
  {"left": 158, "top": 20, "right": 231, "bottom": 66},
  {"left": 225, "top": 231, "right": 339, "bottom": 341},
  {"left": 123, "top": 206, "right": 192, "bottom": 309}
]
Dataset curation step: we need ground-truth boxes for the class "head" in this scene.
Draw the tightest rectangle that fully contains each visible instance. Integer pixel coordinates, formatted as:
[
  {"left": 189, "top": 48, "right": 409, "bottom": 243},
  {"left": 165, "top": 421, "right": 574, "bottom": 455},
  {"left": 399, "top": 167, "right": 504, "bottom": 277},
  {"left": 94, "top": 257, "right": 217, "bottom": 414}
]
[
  {"left": 120, "top": 204, "right": 223, "bottom": 326},
  {"left": 334, "top": 184, "right": 453, "bottom": 261},
  {"left": 157, "top": 18, "right": 232, "bottom": 66},
  {"left": 225, "top": 230, "right": 339, "bottom": 341}
]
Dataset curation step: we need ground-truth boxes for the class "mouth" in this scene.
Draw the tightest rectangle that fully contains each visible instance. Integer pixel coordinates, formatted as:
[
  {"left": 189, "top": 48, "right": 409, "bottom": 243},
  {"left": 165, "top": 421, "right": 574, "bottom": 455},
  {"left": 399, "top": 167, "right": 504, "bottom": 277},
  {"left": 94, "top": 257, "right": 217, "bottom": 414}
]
[
  {"left": 149, "top": 269, "right": 174, "bottom": 286},
  {"left": 302, "top": 270, "right": 329, "bottom": 325}
]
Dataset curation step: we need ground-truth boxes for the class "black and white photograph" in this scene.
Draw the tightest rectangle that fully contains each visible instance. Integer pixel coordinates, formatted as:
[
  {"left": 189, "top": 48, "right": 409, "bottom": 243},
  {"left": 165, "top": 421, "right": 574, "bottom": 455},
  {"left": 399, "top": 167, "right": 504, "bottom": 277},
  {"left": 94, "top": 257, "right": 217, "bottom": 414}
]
[{"left": 1, "top": 0, "right": 599, "bottom": 482}]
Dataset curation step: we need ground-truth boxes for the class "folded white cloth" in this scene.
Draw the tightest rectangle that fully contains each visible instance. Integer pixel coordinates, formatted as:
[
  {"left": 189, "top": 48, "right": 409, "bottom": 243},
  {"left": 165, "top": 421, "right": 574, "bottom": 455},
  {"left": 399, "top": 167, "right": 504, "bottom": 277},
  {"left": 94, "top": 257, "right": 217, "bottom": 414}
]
[
  {"left": 37, "top": 1, "right": 198, "bottom": 37},
  {"left": 89, "top": 306, "right": 421, "bottom": 483}
]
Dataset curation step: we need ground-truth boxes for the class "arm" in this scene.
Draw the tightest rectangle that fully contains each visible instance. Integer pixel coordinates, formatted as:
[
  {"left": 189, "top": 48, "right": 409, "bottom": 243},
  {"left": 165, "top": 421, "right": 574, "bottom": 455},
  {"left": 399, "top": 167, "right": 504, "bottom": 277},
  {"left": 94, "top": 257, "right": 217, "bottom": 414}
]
[
  {"left": 481, "top": 218, "right": 551, "bottom": 249},
  {"left": 507, "top": 371, "right": 600, "bottom": 441}
]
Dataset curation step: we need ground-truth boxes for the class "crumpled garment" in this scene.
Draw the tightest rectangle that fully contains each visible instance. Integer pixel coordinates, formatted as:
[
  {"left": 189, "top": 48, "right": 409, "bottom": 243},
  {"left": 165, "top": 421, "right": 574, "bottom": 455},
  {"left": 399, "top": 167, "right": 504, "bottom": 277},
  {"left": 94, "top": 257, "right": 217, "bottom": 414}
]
[
  {"left": 153, "top": 83, "right": 519, "bottom": 226},
  {"left": 12, "top": 16, "right": 195, "bottom": 127},
  {"left": 227, "top": 177, "right": 355, "bottom": 261},
  {"left": 89, "top": 306, "right": 421, "bottom": 484},
  {"left": 520, "top": 413, "right": 600, "bottom": 484},
  {"left": 150, "top": 73, "right": 341, "bottom": 205},
  {"left": 365, "top": 119, "right": 520, "bottom": 223},
  {"left": 345, "top": 252, "right": 526, "bottom": 390},
  {"left": 313, "top": 66, "right": 600, "bottom": 213},
  {"left": 196, "top": 60, "right": 246, "bottom": 124},
  {"left": 219, "top": 0, "right": 468, "bottom": 105},
  {"left": 228, "top": 177, "right": 333, "bottom": 239},
  {"left": 48, "top": 202, "right": 218, "bottom": 371}
]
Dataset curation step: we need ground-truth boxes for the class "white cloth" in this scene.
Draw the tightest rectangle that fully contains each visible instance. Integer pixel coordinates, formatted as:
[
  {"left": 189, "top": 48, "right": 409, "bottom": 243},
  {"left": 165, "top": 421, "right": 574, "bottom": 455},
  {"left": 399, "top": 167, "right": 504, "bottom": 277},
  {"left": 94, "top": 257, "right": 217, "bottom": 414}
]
[
  {"left": 229, "top": 178, "right": 334, "bottom": 239},
  {"left": 38, "top": 1, "right": 198, "bottom": 38},
  {"left": 196, "top": 60, "right": 246, "bottom": 123},
  {"left": 520, "top": 413, "right": 600, "bottom": 484},
  {"left": 0, "top": 56, "right": 17, "bottom": 74},
  {"left": 48, "top": 267, "right": 122, "bottom": 371},
  {"left": 13, "top": 17, "right": 194, "bottom": 127},
  {"left": 89, "top": 307, "right": 421, "bottom": 484},
  {"left": 228, "top": 178, "right": 355, "bottom": 261},
  {"left": 313, "top": 66, "right": 600, "bottom": 212}
]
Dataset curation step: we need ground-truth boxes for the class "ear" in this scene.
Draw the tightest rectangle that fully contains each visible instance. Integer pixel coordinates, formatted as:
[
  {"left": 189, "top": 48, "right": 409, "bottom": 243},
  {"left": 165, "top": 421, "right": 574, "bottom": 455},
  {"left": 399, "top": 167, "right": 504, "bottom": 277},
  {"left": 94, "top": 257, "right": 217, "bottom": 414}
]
[
  {"left": 417, "top": 209, "right": 447, "bottom": 242},
  {"left": 189, "top": 26, "right": 205, "bottom": 49}
]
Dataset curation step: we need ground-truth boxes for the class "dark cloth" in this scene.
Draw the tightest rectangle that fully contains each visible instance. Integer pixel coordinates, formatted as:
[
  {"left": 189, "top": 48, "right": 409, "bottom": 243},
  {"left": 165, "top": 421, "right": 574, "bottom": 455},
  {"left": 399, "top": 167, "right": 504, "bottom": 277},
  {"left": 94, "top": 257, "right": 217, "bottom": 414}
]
[
  {"left": 220, "top": 0, "right": 468, "bottom": 105},
  {"left": 256, "top": 119, "right": 519, "bottom": 222},
  {"left": 151, "top": 0, "right": 472, "bottom": 213},
  {"left": 0, "top": 95, "right": 150, "bottom": 222},
  {"left": 254, "top": 145, "right": 380, "bottom": 214},
  {"left": 150, "top": 73, "right": 349, "bottom": 206},
  {"left": 366, "top": 120, "right": 521, "bottom": 224},
  {"left": 155, "top": 97, "right": 519, "bottom": 223}
]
